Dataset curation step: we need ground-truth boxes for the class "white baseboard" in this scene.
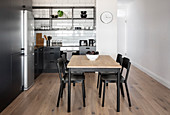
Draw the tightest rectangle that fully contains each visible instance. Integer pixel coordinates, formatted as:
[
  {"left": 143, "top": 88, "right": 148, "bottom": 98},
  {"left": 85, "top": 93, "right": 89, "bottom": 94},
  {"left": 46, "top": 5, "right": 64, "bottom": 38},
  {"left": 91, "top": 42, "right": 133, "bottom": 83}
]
[{"left": 131, "top": 61, "right": 170, "bottom": 89}]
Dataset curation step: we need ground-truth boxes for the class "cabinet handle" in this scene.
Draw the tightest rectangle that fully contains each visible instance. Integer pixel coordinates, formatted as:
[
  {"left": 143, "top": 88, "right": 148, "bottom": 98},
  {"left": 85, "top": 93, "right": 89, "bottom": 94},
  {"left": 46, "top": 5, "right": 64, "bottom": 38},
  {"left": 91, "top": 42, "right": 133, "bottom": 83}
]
[
  {"left": 50, "top": 48, "right": 54, "bottom": 49},
  {"left": 21, "top": 53, "right": 24, "bottom": 56},
  {"left": 86, "top": 47, "right": 90, "bottom": 49},
  {"left": 50, "top": 52, "right": 54, "bottom": 54},
  {"left": 50, "top": 60, "right": 55, "bottom": 63}
]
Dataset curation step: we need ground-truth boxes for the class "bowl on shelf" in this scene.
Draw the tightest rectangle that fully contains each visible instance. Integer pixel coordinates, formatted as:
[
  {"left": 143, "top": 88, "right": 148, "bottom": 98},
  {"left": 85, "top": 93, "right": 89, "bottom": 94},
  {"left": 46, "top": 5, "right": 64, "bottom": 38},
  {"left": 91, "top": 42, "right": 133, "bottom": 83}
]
[
  {"left": 51, "top": 15, "right": 55, "bottom": 18},
  {"left": 86, "top": 51, "right": 99, "bottom": 61},
  {"left": 81, "top": 14, "right": 87, "bottom": 18},
  {"left": 55, "top": 15, "right": 58, "bottom": 18},
  {"left": 51, "top": 15, "right": 58, "bottom": 18},
  {"left": 81, "top": 11, "right": 87, "bottom": 14}
]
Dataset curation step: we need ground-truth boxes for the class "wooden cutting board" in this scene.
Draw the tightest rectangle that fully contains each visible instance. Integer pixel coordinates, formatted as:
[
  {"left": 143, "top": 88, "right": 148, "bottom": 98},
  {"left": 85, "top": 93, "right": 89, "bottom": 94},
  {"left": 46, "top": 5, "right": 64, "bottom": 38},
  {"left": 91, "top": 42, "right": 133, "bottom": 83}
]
[{"left": 36, "top": 33, "right": 44, "bottom": 47}]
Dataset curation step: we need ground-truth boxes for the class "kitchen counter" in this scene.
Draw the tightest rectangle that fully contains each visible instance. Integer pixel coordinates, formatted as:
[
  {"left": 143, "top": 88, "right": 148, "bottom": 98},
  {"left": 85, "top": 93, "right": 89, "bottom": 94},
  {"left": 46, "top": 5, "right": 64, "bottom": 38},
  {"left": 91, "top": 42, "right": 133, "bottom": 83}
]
[
  {"left": 35, "top": 45, "right": 96, "bottom": 47},
  {"left": 35, "top": 46, "right": 96, "bottom": 51},
  {"left": 34, "top": 45, "right": 96, "bottom": 74}
]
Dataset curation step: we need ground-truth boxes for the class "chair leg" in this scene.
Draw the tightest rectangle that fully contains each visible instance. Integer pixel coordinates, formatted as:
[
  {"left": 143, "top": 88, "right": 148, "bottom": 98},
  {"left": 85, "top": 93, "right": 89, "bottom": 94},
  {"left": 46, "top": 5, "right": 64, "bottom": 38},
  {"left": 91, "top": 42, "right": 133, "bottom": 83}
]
[
  {"left": 61, "top": 83, "right": 64, "bottom": 98},
  {"left": 99, "top": 78, "right": 102, "bottom": 98},
  {"left": 73, "top": 83, "right": 75, "bottom": 87},
  {"left": 82, "top": 80, "right": 86, "bottom": 107},
  {"left": 120, "top": 83, "right": 125, "bottom": 97},
  {"left": 125, "top": 82, "right": 131, "bottom": 107},
  {"left": 97, "top": 73, "right": 100, "bottom": 88},
  {"left": 102, "top": 81, "right": 106, "bottom": 107},
  {"left": 84, "top": 81, "right": 86, "bottom": 98},
  {"left": 57, "top": 83, "right": 63, "bottom": 107},
  {"left": 63, "top": 83, "right": 66, "bottom": 88}
]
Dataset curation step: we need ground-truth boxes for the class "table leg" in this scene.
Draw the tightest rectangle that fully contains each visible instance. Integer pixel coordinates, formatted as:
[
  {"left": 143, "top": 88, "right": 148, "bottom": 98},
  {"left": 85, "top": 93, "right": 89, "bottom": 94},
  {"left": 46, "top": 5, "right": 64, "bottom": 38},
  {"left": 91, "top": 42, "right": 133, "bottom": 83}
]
[
  {"left": 117, "top": 70, "right": 120, "bottom": 112},
  {"left": 68, "top": 68, "right": 71, "bottom": 112}
]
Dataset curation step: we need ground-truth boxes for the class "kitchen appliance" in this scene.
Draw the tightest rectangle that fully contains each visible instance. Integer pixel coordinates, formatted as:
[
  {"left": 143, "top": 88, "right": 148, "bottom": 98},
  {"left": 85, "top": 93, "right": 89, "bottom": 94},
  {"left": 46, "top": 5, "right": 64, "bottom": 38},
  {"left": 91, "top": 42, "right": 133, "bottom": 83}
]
[
  {"left": 89, "top": 39, "right": 96, "bottom": 46},
  {"left": 79, "top": 40, "right": 88, "bottom": 46},
  {"left": 21, "top": 10, "right": 35, "bottom": 90}
]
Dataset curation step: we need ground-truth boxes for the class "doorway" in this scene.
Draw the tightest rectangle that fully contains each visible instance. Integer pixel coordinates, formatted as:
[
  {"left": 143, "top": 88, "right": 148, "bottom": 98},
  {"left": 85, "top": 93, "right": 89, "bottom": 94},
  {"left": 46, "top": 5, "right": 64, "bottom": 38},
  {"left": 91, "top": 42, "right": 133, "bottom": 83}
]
[{"left": 117, "top": 9, "right": 127, "bottom": 56}]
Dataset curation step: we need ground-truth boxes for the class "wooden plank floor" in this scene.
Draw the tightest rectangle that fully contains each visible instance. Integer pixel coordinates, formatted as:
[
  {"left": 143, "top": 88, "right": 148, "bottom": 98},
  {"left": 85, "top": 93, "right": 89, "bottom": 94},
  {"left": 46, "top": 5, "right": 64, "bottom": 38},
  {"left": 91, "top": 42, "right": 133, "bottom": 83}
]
[{"left": 1, "top": 66, "right": 170, "bottom": 115}]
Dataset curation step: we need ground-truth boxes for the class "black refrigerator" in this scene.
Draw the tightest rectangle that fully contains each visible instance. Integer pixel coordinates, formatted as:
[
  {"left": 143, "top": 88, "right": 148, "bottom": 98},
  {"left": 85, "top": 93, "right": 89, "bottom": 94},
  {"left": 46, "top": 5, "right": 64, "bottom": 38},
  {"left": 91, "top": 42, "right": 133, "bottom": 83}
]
[{"left": 0, "top": 0, "right": 32, "bottom": 112}]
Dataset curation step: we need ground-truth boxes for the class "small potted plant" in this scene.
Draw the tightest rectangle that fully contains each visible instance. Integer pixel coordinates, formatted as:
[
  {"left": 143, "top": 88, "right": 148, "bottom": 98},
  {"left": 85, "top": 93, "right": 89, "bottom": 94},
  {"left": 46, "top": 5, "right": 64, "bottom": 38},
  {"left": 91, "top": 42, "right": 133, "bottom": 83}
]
[{"left": 58, "top": 10, "right": 64, "bottom": 17}]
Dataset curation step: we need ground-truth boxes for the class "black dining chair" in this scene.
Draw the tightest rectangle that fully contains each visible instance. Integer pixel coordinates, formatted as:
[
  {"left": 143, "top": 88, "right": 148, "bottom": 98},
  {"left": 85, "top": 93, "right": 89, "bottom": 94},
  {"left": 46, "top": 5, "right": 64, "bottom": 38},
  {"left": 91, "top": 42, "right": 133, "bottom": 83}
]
[
  {"left": 56, "top": 58, "right": 86, "bottom": 107},
  {"left": 97, "top": 54, "right": 123, "bottom": 88},
  {"left": 61, "top": 54, "right": 84, "bottom": 87},
  {"left": 99, "top": 57, "right": 131, "bottom": 107}
]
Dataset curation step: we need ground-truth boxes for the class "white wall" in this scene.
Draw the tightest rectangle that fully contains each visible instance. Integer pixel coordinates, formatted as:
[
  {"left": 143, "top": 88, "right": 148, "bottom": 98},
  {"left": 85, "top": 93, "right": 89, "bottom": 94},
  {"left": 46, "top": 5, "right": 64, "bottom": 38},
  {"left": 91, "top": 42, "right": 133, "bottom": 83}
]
[
  {"left": 126, "top": 0, "right": 170, "bottom": 88},
  {"left": 96, "top": 0, "right": 117, "bottom": 58},
  {"left": 33, "top": 0, "right": 118, "bottom": 57}
]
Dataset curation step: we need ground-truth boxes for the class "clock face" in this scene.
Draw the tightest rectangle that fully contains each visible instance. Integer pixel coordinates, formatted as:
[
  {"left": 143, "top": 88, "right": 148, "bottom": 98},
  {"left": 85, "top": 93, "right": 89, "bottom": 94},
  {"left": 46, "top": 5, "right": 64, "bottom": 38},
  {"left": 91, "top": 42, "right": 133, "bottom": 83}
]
[{"left": 100, "top": 12, "right": 113, "bottom": 24}]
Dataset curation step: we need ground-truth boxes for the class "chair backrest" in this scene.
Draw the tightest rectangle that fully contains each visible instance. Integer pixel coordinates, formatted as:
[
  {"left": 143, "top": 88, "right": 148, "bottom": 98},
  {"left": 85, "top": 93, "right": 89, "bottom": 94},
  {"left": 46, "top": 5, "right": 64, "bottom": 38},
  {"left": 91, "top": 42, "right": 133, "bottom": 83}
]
[
  {"left": 61, "top": 54, "right": 67, "bottom": 69},
  {"left": 61, "top": 54, "right": 66, "bottom": 63},
  {"left": 116, "top": 54, "right": 123, "bottom": 65},
  {"left": 56, "top": 58, "right": 66, "bottom": 81},
  {"left": 120, "top": 57, "right": 131, "bottom": 81},
  {"left": 72, "top": 51, "right": 80, "bottom": 55}
]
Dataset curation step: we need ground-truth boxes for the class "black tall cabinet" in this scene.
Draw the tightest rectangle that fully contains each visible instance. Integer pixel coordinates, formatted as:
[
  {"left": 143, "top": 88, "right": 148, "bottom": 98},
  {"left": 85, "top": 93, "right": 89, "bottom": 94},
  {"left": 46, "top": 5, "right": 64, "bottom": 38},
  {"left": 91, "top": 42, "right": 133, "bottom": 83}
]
[{"left": 0, "top": 0, "right": 32, "bottom": 112}]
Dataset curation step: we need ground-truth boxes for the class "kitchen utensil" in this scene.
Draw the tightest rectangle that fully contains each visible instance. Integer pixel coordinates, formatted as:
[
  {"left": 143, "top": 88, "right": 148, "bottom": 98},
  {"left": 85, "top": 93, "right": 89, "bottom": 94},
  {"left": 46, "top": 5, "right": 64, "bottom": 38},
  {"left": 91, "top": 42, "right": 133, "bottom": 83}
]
[
  {"left": 79, "top": 40, "right": 88, "bottom": 46},
  {"left": 46, "top": 40, "right": 50, "bottom": 46},
  {"left": 47, "top": 36, "right": 52, "bottom": 40},
  {"left": 89, "top": 39, "right": 96, "bottom": 46},
  {"left": 44, "top": 35, "right": 48, "bottom": 41}
]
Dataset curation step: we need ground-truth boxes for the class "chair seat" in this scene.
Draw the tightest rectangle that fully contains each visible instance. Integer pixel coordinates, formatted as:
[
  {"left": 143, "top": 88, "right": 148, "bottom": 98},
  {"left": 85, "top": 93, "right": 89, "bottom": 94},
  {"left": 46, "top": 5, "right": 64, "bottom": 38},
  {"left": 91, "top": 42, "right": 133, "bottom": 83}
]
[
  {"left": 100, "top": 72, "right": 117, "bottom": 75},
  {"left": 63, "top": 73, "right": 85, "bottom": 83},
  {"left": 101, "top": 74, "right": 125, "bottom": 83},
  {"left": 65, "top": 69, "right": 84, "bottom": 75}
]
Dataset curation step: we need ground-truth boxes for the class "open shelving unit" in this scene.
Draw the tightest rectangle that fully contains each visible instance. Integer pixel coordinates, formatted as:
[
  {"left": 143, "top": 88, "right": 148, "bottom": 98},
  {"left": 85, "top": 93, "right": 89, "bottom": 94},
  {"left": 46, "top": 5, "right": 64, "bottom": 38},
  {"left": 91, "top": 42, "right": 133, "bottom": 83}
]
[{"left": 32, "top": 6, "right": 96, "bottom": 31}]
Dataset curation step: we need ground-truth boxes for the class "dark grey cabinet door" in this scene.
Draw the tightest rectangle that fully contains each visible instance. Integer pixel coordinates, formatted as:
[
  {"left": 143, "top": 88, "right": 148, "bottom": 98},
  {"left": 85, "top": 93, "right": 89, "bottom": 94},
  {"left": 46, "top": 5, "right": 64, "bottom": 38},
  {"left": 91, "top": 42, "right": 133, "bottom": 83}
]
[
  {"left": 34, "top": 48, "right": 43, "bottom": 79},
  {"left": 43, "top": 47, "right": 60, "bottom": 73},
  {"left": 11, "top": 53, "right": 23, "bottom": 100},
  {"left": 0, "top": 55, "right": 11, "bottom": 112},
  {"left": 0, "top": 0, "right": 31, "bottom": 112},
  {"left": 0, "top": 53, "right": 22, "bottom": 112}
]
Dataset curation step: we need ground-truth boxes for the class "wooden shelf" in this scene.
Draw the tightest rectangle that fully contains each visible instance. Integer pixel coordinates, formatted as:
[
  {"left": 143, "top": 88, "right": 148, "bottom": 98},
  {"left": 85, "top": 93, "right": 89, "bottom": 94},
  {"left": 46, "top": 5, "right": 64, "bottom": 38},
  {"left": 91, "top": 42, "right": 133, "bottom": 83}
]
[
  {"left": 34, "top": 29, "right": 96, "bottom": 31},
  {"left": 73, "top": 18, "right": 94, "bottom": 20},
  {"left": 34, "top": 18, "right": 50, "bottom": 20},
  {"left": 34, "top": 18, "right": 94, "bottom": 20},
  {"left": 32, "top": 6, "right": 95, "bottom": 9},
  {"left": 34, "top": 18, "right": 72, "bottom": 20},
  {"left": 33, "top": 6, "right": 96, "bottom": 32}
]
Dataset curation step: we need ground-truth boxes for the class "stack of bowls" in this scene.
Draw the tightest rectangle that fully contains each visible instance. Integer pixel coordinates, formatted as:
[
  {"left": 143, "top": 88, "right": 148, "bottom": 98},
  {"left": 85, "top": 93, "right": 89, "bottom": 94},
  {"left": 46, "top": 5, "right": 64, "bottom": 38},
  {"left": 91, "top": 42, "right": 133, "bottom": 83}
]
[{"left": 81, "top": 11, "right": 87, "bottom": 18}]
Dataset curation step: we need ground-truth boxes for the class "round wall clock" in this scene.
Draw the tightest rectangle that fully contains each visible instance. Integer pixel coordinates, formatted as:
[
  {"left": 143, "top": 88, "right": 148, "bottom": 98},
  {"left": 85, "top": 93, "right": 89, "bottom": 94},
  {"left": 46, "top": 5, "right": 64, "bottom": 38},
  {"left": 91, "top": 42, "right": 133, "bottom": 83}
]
[{"left": 100, "top": 11, "right": 113, "bottom": 24}]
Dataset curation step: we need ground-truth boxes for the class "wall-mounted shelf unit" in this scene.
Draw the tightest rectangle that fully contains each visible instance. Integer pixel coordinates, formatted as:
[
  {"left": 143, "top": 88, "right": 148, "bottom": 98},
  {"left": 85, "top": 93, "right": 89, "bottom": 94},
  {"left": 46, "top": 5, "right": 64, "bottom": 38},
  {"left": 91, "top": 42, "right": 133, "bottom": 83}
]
[{"left": 32, "top": 6, "right": 96, "bottom": 31}]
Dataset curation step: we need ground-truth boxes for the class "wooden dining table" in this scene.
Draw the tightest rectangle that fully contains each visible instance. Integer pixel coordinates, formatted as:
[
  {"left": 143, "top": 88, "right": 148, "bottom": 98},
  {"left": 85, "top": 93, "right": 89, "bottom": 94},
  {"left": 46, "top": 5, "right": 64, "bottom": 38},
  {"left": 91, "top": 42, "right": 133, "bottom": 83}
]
[{"left": 67, "top": 55, "right": 122, "bottom": 112}]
